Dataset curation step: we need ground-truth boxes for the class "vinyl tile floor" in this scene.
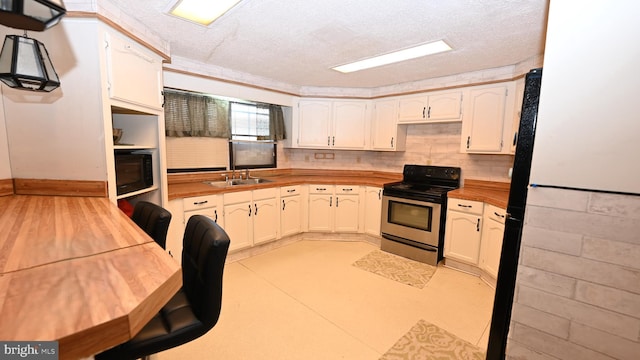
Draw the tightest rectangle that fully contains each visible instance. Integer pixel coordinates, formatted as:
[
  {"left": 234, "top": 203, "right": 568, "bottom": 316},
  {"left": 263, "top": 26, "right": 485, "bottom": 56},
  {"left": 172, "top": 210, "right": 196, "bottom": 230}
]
[{"left": 155, "top": 239, "right": 495, "bottom": 360}]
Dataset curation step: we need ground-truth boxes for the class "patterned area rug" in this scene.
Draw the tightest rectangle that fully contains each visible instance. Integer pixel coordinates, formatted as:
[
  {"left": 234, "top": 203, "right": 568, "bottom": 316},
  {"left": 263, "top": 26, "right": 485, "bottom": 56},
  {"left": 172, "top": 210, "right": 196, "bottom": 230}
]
[
  {"left": 352, "top": 250, "right": 437, "bottom": 289},
  {"left": 380, "top": 320, "right": 486, "bottom": 360}
]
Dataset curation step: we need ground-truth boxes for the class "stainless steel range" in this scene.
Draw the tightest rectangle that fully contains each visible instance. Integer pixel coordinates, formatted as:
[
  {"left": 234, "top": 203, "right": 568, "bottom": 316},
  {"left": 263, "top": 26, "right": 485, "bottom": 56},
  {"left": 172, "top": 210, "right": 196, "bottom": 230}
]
[{"left": 381, "top": 165, "right": 461, "bottom": 266}]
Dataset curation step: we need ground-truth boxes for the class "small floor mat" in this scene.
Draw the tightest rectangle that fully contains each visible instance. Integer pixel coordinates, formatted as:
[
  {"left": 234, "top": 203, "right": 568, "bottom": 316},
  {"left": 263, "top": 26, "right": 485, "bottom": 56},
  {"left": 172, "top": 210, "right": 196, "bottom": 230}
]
[
  {"left": 352, "top": 250, "right": 437, "bottom": 289},
  {"left": 380, "top": 320, "right": 486, "bottom": 360}
]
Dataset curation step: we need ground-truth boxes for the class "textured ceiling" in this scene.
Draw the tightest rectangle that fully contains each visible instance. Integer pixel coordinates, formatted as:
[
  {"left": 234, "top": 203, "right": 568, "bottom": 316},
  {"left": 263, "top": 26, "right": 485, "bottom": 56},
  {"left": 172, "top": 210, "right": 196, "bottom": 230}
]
[{"left": 116, "top": 0, "right": 549, "bottom": 89}]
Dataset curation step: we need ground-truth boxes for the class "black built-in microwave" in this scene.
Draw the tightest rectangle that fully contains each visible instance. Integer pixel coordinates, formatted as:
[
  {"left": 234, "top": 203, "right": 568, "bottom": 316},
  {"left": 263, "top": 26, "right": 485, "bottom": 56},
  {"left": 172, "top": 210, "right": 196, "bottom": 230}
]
[{"left": 115, "top": 151, "right": 153, "bottom": 195}]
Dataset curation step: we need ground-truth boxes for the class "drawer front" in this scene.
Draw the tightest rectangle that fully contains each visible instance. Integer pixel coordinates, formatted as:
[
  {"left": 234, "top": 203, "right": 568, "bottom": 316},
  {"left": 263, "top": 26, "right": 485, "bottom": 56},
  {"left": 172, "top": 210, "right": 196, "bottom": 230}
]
[
  {"left": 252, "top": 187, "right": 278, "bottom": 201},
  {"left": 485, "top": 204, "right": 507, "bottom": 224},
  {"left": 280, "top": 185, "right": 301, "bottom": 197},
  {"left": 183, "top": 194, "right": 218, "bottom": 211},
  {"left": 448, "top": 198, "right": 483, "bottom": 215},
  {"left": 223, "top": 190, "right": 253, "bottom": 204},
  {"left": 308, "top": 184, "right": 333, "bottom": 194},
  {"left": 335, "top": 185, "right": 358, "bottom": 194}
]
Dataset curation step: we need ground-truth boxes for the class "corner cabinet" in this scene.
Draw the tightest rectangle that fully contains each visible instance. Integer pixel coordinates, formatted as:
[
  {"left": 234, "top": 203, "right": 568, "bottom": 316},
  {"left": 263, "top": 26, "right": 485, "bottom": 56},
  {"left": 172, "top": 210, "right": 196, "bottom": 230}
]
[
  {"left": 100, "top": 24, "right": 168, "bottom": 206},
  {"left": 460, "top": 82, "right": 516, "bottom": 154},
  {"left": 479, "top": 204, "right": 506, "bottom": 278},
  {"left": 295, "top": 100, "right": 368, "bottom": 150},
  {"left": 370, "top": 99, "right": 406, "bottom": 151}
]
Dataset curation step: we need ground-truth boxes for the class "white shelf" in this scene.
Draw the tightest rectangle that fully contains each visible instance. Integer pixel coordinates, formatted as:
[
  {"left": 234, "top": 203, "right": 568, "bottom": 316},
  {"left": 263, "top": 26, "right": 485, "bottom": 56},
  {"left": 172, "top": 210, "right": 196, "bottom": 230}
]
[
  {"left": 114, "top": 144, "right": 156, "bottom": 150},
  {"left": 116, "top": 185, "right": 159, "bottom": 200}
]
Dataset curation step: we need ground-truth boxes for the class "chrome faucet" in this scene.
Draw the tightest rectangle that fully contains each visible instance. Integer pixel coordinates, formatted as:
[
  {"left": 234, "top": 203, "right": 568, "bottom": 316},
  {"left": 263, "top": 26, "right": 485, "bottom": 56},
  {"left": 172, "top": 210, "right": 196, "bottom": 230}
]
[{"left": 245, "top": 169, "right": 250, "bottom": 180}]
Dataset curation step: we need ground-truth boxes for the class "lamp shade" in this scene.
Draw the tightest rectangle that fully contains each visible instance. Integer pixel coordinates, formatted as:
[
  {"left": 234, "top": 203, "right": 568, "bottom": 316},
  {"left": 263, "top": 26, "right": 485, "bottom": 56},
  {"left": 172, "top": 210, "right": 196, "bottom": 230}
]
[
  {"left": 0, "top": 34, "right": 60, "bottom": 92},
  {"left": 0, "top": 0, "right": 66, "bottom": 31}
]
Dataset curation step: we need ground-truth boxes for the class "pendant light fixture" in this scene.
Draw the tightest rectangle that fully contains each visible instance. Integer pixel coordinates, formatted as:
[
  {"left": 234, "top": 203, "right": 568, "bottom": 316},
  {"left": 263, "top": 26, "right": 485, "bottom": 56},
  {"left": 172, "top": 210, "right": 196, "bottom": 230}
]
[
  {"left": 0, "top": 0, "right": 66, "bottom": 31},
  {"left": 0, "top": 33, "right": 60, "bottom": 92},
  {"left": 0, "top": 0, "right": 65, "bottom": 92}
]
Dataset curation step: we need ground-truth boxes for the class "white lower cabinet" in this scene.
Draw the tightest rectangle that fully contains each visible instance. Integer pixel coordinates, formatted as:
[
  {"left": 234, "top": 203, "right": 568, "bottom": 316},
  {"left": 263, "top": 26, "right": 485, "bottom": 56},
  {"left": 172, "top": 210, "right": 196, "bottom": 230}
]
[
  {"left": 223, "top": 188, "right": 278, "bottom": 251},
  {"left": 280, "top": 185, "right": 302, "bottom": 238},
  {"left": 363, "top": 186, "right": 382, "bottom": 236},
  {"left": 308, "top": 185, "right": 360, "bottom": 232},
  {"left": 479, "top": 204, "right": 506, "bottom": 278},
  {"left": 444, "top": 198, "right": 483, "bottom": 265}
]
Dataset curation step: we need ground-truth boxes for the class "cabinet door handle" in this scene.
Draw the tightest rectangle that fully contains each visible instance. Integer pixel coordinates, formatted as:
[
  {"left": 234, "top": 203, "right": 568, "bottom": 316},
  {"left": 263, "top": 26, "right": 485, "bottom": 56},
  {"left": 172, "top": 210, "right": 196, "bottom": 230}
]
[
  {"left": 422, "top": 107, "right": 426, "bottom": 118},
  {"left": 332, "top": 136, "right": 335, "bottom": 146},
  {"left": 427, "top": 106, "right": 431, "bottom": 118},
  {"left": 378, "top": 189, "right": 381, "bottom": 200},
  {"left": 248, "top": 204, "right": 252, "bottom": 217},
  {"left": 282, "top": 199, "right": 285, "bottom": 211},
  {"left": 193, "top": 200, "right": 208, "bottom": 205},
  {"left": 494, "top": 212, "right": 505, "bottom": 218},
  {"left": 316, "top": 188, "right": 326, "bottom": 191},
  {"left": 287, "top": 189, "right": 295, "bottom": 193},
  {"left": 329, "top": 196, "right": 332, "bottom": 207},
  {"left": 342, "top": 188, "right": 353, "bottom": 192},
  {"left": 214, "top": 209, "right": 218, "bottom": 222},
  {"left": 390, "top": 137, "right": 394, "bottom": 148},
  {"left": 254, "top": 203, "right": 258, "bottom": 216},
  {"left": 466, "top": 136, "right": 470, "bottom": 149},
  {"left": 457, "top": 204, "right": 472, "bottom": 208},
  {"left": 336, "top": 197, "right": 339, "bottom": 207},
  {"left": 327, "top": 136, "right": 330, "bottom": 146},
  {"left": 513, "top": 131, "right": 518, "bottom": 146},
  {"left": 477, "top": 218, "right": 480, "bottom": 232}
]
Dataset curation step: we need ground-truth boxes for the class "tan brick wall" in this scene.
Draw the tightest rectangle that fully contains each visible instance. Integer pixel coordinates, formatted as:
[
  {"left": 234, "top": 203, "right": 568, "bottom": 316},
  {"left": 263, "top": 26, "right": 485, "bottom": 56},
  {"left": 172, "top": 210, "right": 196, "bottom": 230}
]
[
  {"left": 507, "top": 187, "right": 640, "bottom": 359},
  {"left": 278, "top": 122, "right": 514, "bottom": 183}
]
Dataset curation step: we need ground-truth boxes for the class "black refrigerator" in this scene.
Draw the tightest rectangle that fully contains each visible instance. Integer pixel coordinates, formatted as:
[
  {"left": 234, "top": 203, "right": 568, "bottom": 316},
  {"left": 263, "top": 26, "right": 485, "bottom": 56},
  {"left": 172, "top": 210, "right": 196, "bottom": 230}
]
[{"left": 486, "top": 68, "right": 543, "bottom": 359}]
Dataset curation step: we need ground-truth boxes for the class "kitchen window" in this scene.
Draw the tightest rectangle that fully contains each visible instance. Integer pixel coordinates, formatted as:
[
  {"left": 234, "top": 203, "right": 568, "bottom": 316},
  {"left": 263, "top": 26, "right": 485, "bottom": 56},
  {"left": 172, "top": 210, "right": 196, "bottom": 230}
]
[
  {"left": 229, "top": 102, "right": 281, "bottom": 170},
  {"left": 163, "top": 88, "right": 285, "bottom": 173}
]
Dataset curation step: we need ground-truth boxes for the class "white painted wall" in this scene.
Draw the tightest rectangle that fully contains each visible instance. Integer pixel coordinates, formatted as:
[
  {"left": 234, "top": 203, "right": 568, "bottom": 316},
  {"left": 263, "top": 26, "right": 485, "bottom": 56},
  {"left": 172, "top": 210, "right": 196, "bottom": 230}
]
[
  {"left": 0, "top": 90, "right": 11, "bottom": 179},
  {"left": 508, "top": 1, "right": 640, "bottom": 359},
  {"left": 1, "top": 19, "right": 107, "bottom": 181},
  {"left": 530, "top": 1, "right": 640, "bottom": 194}
]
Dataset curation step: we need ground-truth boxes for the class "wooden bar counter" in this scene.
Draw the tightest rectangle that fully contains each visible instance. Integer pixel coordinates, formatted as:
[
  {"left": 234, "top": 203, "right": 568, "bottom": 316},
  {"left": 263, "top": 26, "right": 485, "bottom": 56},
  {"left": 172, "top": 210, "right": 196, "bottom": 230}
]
[{"left": 0, "top": 195, "right": 182, "bottom": 360}]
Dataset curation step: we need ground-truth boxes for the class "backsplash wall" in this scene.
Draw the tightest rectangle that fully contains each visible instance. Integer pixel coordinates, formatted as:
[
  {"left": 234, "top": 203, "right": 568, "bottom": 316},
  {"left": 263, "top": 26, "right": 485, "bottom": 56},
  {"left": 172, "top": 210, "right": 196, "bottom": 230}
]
[{"left": 278, "top": 122, "right": 514, "bottom": 183}]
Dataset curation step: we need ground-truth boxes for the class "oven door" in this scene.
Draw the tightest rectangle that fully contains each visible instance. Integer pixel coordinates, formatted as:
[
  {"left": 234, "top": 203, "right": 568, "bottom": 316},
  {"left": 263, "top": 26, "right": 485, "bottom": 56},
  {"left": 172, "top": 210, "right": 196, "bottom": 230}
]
[{"left": 381, "top": 195, "right": 442, "bottom": 248}]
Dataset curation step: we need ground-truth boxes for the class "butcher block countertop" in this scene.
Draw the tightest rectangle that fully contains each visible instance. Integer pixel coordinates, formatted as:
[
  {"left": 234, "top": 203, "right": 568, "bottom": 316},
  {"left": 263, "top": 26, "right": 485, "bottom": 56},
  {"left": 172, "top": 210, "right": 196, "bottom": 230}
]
[
  {"left": 448, "top": 179, "right": 511, "bottom": 209},
  {"left": 168, "top": 169, "right": 402, "bottom": 200},
  {"left": 0, "top": 195, "right": 182, "bottom": 360}
]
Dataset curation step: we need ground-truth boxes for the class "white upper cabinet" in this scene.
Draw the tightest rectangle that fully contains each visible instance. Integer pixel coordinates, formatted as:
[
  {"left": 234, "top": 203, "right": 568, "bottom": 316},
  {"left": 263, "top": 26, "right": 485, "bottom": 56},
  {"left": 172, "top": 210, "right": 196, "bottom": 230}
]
[
  {"left": 398, "top": 90, "right": 462, "bottom": 123},
  {"left": 332, "top": 101, "right": 368, "bottom": 149},
  {"left": 370, "top": 99, "right": 406, "bottom": 151},
  {"left": 104, "top": 31, "right": 163, "bottom": 110},
  {"left": 460, "top": 82, "right": 516, "bottom": 154},
  {"left": 297, "top": 100, "right": 332, "bottom": 148},
  {"left": 296, "top": 100, "right": 367, "bottom": 149}
]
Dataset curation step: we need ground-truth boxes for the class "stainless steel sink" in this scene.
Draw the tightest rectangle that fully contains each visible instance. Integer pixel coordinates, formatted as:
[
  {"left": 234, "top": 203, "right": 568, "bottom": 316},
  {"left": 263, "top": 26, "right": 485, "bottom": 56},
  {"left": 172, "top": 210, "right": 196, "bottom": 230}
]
[
  {"left": 203, "top": 178, "right": 273, "bottom": 187},
  {"left": 203, "top": 180, "right": 229, "bottom": 187},
  {"left": 228, "top": 178, "right": 273, "bottom": 185}
]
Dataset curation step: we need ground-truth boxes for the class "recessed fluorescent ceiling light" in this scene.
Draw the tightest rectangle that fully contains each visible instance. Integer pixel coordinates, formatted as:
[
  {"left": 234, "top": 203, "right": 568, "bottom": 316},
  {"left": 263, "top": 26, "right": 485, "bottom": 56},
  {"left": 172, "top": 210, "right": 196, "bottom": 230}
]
[
  {"left": 332, "top": 40, "right": 452, "bottom": 73},
  {"left": 169, "top": 0, "right": 241, "bottom": 26}
]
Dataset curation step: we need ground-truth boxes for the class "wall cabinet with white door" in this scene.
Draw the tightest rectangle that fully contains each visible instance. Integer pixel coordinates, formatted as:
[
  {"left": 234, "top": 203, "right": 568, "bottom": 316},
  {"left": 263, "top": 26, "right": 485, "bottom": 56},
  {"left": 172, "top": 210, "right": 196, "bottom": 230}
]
[
  {"left": 444, "top": 198, "right": 483, "bottom": 265},
  {"left": 460, "top": 82, "right": 516, "bottom": 154},
  {"left": 398, "top": 90, "right": 463, "bottom": 124},
  {"left": 104, "top": 30, "right": 164, "bottom": 110},
  {"left": 370, "top": 99, "right": 406, "bottom": 151},
  {"left": 223, "top": 188, "right": 279, "bottom": 251},
  {"left": 308, "top": 185, "right": 361, "bottom": 232},
  {"left": 363, "top": 186, "right": 383, "bottom": 236},
  {"left": 296, "top": 100, "right": 368, "bottom": 149},
  {"left": 280, "top": 185, "right": 303, "bottom": 238},
  {"left": 479, "top": 204, "right": 506, "bottom": 278}
]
